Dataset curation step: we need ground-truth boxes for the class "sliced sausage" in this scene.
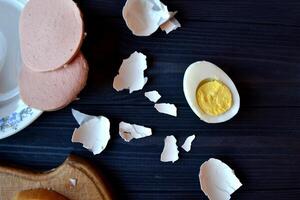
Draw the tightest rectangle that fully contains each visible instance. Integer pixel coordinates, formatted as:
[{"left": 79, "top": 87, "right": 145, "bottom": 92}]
[
  {"left": 19, "top": 53, "right": 89, "bottom": 111},
  {"left": 20, "top": 0, "right": 84, "bottom": 72}
]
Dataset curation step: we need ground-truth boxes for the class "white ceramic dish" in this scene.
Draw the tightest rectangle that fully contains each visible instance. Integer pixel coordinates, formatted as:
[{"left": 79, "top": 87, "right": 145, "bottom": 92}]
[{"left": 0, "top": 0, "right": 42, "bottom": 139}]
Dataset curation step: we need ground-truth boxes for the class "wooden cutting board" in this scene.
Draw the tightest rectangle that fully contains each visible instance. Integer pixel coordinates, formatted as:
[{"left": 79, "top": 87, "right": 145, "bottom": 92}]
[{"left": 0, "top": 155, "right": 112, "bottom": 200}]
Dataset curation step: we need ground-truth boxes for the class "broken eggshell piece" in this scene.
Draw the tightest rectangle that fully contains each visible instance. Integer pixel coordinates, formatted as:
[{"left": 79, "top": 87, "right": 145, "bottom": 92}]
[
  {"left": 160, "top": 135, "right": 179, "bottom": 163},
  {"left": 119, "top": 121, "right": 152, "bottom": 142},
  {"left": 181, "top": 134, "right": 195, "bottom": 152},
  {"left": 199, "top": 158, "right": 242, "bottom": 200},
  {"left": 154, "top": 103, "right": 177, "bottom": 117},
  {"left": 183, "top": 61, "right": 240, "bottom": 123},
  {"left": 71, "top": 109, "right": 111, "bottom": 155},
  {"left": 122, "top": 0, "right": 180, "bottom": 36},
  {"left": 69, "top": 178, "right": 77, "bottom": 187},
  {"left": 113, "top": 51, "right": 148, "bottom": 93},
  {"left": 159, "top": 11, "right": 181, "bottom": 34},
  {"left": 72, "top": 109, "right": 95, "bottom": 125},
  {"left": 145, "top": 90, "right": 161, "bottom": 103}
]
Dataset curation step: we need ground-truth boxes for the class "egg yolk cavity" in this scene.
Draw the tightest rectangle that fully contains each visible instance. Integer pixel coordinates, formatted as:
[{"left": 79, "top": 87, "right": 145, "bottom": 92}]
[{"left": 196, "top": 80, "right": 233, "bottom": 116}]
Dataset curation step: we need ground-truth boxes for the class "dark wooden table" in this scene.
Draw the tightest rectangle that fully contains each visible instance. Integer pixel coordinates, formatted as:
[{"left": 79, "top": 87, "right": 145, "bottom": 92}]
[{"left": 1, "top": 0, "right": 300, "bottom": 199}]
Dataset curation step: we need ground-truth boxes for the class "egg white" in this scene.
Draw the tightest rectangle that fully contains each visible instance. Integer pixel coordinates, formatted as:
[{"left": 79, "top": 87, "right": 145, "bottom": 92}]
[{"left": 183, "top": 61, "right": 240, "bottom": 123}]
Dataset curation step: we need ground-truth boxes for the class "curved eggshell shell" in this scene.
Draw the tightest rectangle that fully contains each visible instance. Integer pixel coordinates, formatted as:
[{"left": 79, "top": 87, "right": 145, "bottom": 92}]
[{"left": 122, "top": 0, "right": 169, "bottom": 36}]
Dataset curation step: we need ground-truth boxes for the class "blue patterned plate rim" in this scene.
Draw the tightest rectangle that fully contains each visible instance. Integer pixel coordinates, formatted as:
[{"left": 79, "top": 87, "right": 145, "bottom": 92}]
[
  {"left": 0, "top": 0, "right": 42, "bottom": 139},
  {"left": 0, "top": 99, "right": 42, "bottom": 139}
]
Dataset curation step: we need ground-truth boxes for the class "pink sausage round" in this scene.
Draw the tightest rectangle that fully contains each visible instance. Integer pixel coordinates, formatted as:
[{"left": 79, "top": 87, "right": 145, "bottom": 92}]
[
  {"left": 20, "top": 0, "right": 84, "bottom": 72},
  {"left": 19, "top": 53, "right": 89, "bottom": 111}
]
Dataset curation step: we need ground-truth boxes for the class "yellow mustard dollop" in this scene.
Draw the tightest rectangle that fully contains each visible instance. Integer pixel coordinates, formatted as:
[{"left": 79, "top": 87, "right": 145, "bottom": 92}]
[{"left": 196, "top": 80, "right": 233, "bottom": 116}]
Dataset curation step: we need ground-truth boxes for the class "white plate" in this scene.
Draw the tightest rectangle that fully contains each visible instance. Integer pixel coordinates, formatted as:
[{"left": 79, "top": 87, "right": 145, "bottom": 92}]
[{"left": 0, "top": 0, "right": 42, "bottom": 139}]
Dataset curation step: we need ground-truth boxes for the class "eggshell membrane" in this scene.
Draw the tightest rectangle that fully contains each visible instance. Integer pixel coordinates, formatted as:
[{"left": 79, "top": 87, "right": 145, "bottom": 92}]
[
  {"left": 183, "top": 61, "right": 240, "bottom": 123},
  {"left": 19, "top": 53, "right": 88, "bottom": 111},
  {"left": 19, "top": 0, "right": 84, "bottom": 72}
]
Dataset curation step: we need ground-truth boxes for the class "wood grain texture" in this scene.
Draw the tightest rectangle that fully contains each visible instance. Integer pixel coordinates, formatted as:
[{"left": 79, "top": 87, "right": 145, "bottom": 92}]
[{"left": 1, "top": 0, "right": 300, "bottom": 199}]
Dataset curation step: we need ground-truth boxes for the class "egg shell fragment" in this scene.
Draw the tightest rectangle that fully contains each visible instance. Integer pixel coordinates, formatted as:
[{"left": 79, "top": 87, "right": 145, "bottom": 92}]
[
  {"left": 199, "top": 158, "right": 242, "bottom": 200},
  {"left": 71, "top": 109, "right": 111, "bottom": 155},
  {"left": 122, "top": 0, "right": 180, "bottom": 36},
  {"left": 145, "top": 90, "right": 161, "bottom": 103},
  {"left": 183, "top": 61, "right": 240, "bottom": 123},
  {"left": 160, "top": 135, "right": 179, "bottom": 163},
  {"left": 181, "top": 134, "right": 196, "bottom": 152},
  {"left": 113, "top": 51, "right": 148, "bottom": 93},
  {"left": 154, "top": 103, "right": 177, "bottom": 117},
  {"left": 119, "top": 121, "right": 152, "bottom": 142},
  {"left": 72, "top": 109, "right": 95, "bottom": 125},
  {"left": 69, "top": 178, "right": 77, "bottom": 187},
  {"left": 159, "top": 11, "right": 181, "bottom": 34}
]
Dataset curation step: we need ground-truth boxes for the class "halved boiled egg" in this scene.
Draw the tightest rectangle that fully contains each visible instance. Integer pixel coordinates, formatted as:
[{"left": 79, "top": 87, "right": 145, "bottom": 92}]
[{"left": 183, "top": 61, "right": 240, "bottom": 123}]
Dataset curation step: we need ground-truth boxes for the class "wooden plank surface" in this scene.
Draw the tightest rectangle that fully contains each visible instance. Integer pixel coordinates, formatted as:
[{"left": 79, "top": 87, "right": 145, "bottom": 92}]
[{"left": 1, "top": 0, "right": 300, "bottom": 199}]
